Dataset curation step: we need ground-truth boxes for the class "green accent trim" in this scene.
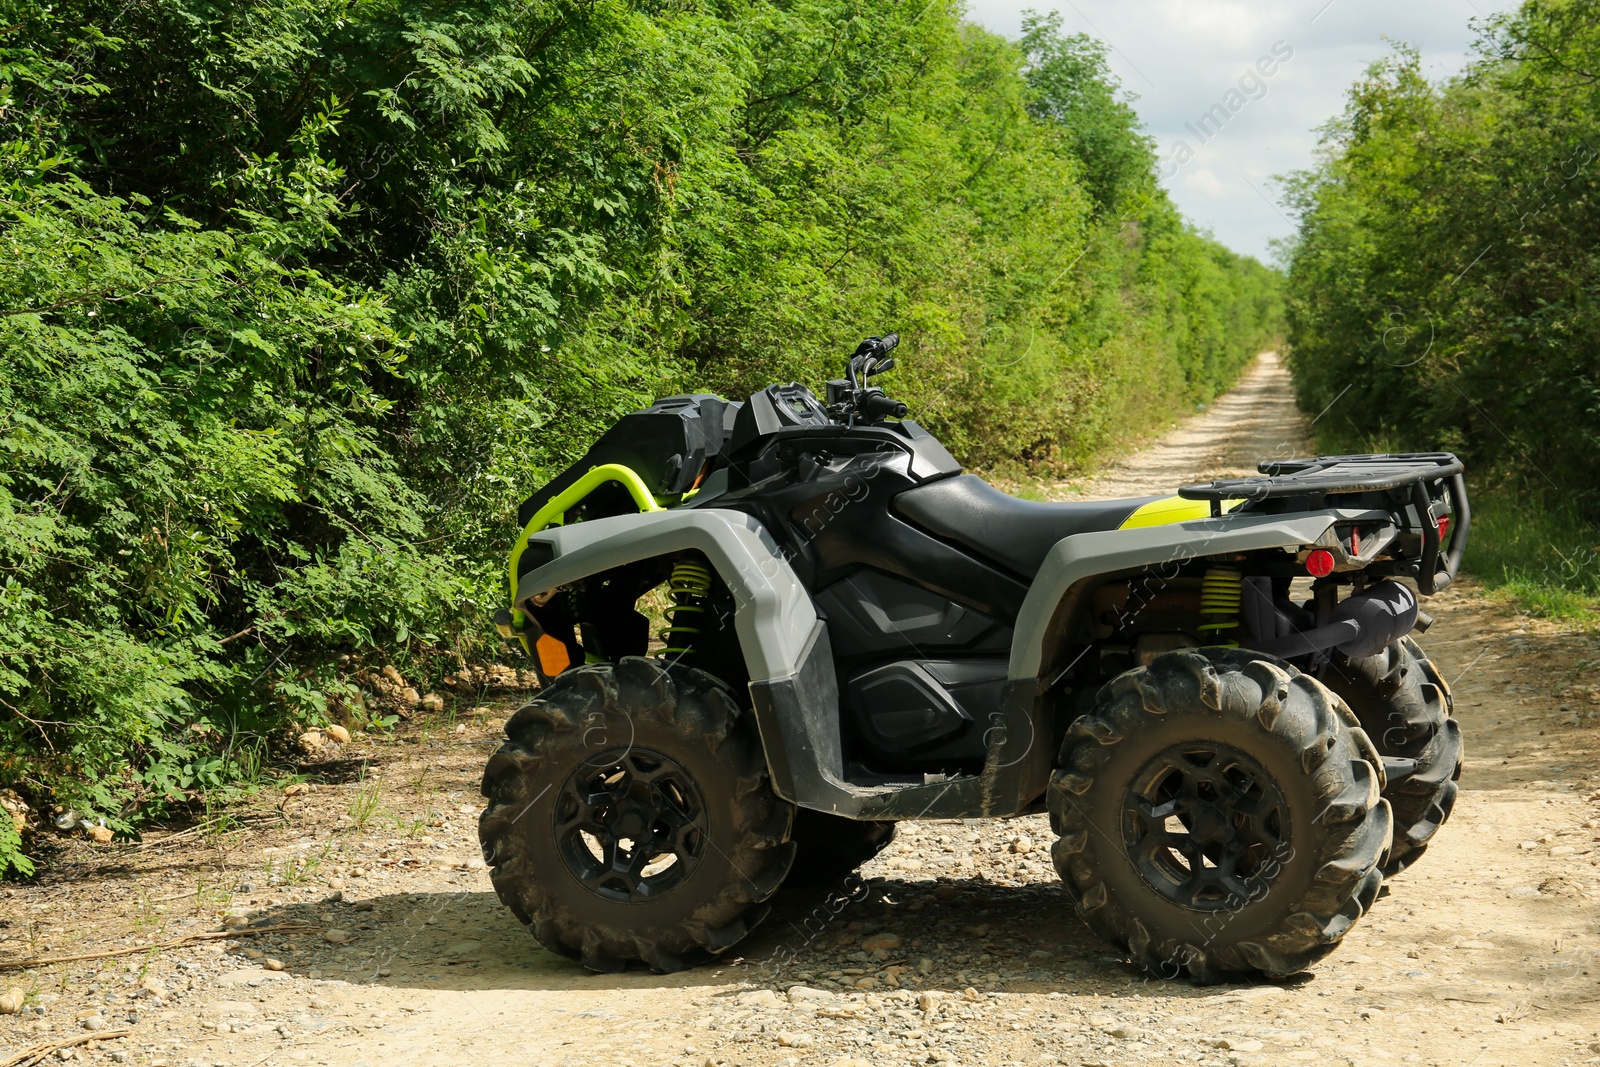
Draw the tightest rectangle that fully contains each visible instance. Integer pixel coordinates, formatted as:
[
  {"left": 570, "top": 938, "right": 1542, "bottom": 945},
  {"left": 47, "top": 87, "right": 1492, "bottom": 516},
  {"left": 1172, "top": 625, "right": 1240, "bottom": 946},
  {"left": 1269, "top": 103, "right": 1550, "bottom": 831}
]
[
  {"left": 1118, "top": 495, "right": 1244, "bottom": 529},
  {"left": 507, "top": 463, "right": 665, "bottom": 605}
]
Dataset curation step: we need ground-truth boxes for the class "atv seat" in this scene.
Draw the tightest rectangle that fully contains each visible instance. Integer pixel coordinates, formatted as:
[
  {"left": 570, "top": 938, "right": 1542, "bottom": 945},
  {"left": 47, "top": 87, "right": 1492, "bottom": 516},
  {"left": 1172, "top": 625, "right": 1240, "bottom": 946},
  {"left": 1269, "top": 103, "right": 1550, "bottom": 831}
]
[{"left": 893, "top": 475, "right": 1156, "bottom": 579}]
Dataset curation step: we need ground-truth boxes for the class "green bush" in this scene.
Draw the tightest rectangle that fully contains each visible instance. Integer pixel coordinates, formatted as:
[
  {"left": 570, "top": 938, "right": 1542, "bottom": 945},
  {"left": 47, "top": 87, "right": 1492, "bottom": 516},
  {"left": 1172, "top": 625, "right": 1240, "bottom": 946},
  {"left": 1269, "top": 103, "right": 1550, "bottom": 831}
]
[
  {"left": 0, "top": 0, "right": 1281, "bottom": 859},
  {"left": 1282, "top": 0, "right": 1600, "bottom": 613}
]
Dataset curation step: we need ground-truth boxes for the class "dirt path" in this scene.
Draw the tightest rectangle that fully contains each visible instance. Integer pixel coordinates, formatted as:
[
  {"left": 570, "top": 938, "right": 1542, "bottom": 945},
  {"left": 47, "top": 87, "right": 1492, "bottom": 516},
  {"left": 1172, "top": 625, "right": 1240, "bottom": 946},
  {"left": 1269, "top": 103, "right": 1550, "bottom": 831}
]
[{"left": 5, "top": 355, "right": 1600, "bottom": 1067}]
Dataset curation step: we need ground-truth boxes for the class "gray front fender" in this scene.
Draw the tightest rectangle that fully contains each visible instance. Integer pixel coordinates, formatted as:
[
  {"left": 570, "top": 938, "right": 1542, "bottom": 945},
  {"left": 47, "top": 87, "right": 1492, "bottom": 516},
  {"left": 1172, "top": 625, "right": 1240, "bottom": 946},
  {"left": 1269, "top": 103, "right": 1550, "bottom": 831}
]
[
  {"left": 514, "top": 507, "right": 818, "bottom": 682},
  {"left": 1007, "top": 511, "right": 1339, "bottom": 681}
]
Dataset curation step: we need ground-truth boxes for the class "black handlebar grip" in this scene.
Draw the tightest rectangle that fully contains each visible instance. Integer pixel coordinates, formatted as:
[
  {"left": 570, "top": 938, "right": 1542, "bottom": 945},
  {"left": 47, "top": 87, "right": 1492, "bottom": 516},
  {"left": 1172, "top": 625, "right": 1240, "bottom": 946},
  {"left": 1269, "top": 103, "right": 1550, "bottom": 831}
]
[
  {"left": 879, "top": 332, "right": 899, "bottom": 353},
  {"left": 862, "top": 393, "right": 908, "bottom": 420}
]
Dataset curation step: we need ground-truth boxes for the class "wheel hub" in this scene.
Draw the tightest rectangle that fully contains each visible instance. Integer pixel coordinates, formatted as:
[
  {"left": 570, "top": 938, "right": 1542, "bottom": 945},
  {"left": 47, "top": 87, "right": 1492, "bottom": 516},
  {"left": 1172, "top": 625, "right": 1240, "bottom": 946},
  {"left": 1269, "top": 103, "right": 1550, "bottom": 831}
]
[
  {"left": 1121, "top": 741, "right": 1289, "bottom": 911},
  {"left": 554, "top": 747, "right": 707, "bottom": 903}
]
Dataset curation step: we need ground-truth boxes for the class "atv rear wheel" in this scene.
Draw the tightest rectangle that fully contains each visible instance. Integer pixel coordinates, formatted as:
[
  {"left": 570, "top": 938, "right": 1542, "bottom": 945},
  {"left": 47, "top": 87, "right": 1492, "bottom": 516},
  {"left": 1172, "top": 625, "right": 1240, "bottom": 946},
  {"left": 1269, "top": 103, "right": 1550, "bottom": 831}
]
[
  {"left": 479, "top": 658, "right": 795, "bottom": 972},
  {"left": 1319, "top": 636, "right": 1460, "bottom": 875},
  {"left": 785, "top": 810, "right": 897, "bottom": 885},
  {"left": 1049, "top": 648, "right": 1391, "bottom": 983}
]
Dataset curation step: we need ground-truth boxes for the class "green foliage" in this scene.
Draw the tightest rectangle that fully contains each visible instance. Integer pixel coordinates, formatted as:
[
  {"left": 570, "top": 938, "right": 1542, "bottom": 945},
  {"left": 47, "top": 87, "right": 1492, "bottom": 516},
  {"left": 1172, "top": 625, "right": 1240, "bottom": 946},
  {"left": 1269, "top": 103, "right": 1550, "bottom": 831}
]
[
  {"left": 0, "top": 0, "right": 1281, "bottom": 860},
  {"left": 0, "top": 815, "right": 33, "bottom": 877},
  {"left": 1282, "top": 0, "right": 1600, "bottom": 602},
  {"left": 1466, "top": 485, "right": 1600, "bottom": 619}
]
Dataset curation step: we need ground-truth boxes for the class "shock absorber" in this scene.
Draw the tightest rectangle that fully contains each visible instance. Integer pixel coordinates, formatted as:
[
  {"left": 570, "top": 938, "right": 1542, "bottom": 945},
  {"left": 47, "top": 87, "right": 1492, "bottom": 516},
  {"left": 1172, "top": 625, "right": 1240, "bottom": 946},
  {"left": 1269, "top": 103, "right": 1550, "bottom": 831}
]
[
  {"left": 659, "top": 560, "right": 714, "bottom": 659},
  {"left": 1198, "top": 565, "right": 1243, "bottom": 647}
]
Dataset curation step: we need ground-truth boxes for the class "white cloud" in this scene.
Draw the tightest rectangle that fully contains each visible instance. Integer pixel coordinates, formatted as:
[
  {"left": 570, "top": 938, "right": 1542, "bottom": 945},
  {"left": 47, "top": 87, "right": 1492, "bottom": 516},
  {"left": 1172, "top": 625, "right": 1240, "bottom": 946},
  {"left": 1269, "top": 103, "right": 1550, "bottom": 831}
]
[{"left": 966, "top": 0, "right": 1521, "bottom": 262}]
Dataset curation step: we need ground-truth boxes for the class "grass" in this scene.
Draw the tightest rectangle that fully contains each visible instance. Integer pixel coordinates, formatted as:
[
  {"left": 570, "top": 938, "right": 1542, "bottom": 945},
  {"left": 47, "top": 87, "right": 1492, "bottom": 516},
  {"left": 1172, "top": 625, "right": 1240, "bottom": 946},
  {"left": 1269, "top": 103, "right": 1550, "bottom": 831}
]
[{"left": 1464, "top": 486, "right": 1600, "bottom": 622}]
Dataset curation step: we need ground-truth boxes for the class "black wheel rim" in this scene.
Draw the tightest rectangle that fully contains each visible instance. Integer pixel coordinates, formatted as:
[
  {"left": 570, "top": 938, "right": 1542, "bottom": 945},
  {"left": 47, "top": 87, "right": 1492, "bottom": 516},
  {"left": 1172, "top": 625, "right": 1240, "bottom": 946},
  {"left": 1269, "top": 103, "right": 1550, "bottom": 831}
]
[
  {"left": 1122, "top": 741, "right": 1289, "bottom": 912},
  {"left": 554, "top": 747, "right": 707, "bottom": 902}
]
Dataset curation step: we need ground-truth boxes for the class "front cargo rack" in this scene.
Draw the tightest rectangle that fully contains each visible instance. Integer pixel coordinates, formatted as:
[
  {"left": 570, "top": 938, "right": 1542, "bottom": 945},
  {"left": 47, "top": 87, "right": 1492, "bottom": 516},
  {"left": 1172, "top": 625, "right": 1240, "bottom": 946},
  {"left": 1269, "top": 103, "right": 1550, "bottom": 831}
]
[{"left": 1179, "top": 453, "right": 1469, "bottom": 594}]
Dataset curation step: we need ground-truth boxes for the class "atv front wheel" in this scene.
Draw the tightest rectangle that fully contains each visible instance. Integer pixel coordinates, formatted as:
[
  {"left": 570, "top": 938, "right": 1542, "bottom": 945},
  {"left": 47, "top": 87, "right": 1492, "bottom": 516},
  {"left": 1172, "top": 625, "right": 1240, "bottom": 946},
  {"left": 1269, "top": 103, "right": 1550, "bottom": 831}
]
[
  {"left": 479, "top": 658, "right": 796, "bottom": 972},
  {"left": 1319, "top": 636, "right": 1460, "bottom": 875},
  {"left": 1049, "top": 648, "right": 1391, "bottom": 983},
  {"left": 785, "top": 810, "right": 897, "bottom": 885}
]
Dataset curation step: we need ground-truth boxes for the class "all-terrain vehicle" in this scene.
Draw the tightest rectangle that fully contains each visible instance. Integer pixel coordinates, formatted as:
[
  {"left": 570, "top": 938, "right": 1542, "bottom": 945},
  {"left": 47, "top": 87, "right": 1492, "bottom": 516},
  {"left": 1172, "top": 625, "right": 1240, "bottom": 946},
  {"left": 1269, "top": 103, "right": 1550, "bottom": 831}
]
[{"left": 480, "top": 334, "right": 1467, "bottom": 982}]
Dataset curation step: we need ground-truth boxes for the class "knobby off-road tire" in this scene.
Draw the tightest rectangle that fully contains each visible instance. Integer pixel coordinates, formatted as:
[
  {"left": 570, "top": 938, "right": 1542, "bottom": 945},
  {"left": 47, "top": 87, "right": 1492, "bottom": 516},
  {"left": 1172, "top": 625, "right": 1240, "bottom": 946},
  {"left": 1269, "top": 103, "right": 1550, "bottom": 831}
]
[
  {"left": 1319, "top": 636, "right": 1461, "bottom": 875},
  {"left": 479, "top": 657, "right": 796, "bottom": 972},
  {"left": 785, "top": 809, "right": 897, "bottom": 886},
  {"left": 1049, "top": 648, "right": 1392, "bottom": 984}
]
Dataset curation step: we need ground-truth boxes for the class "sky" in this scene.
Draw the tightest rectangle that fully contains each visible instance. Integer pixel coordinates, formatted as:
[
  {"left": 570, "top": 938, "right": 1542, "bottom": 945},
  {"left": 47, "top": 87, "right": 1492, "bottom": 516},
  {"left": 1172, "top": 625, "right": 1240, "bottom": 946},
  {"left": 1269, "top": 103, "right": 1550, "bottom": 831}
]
[{"left": 963, "top": 0, "right": 1523, "bottom": 264}]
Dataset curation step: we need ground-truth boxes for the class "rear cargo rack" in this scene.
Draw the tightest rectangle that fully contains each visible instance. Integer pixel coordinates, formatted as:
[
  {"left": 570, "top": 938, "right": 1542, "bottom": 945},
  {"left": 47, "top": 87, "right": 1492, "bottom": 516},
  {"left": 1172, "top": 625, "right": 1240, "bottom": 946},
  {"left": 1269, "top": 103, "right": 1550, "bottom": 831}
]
[
  {"left": 1179, "top": 453, "right": 1469, "bottom": 595},
  {"left": 1178, "top": 453, "right": 1463, "bottom": 502}
]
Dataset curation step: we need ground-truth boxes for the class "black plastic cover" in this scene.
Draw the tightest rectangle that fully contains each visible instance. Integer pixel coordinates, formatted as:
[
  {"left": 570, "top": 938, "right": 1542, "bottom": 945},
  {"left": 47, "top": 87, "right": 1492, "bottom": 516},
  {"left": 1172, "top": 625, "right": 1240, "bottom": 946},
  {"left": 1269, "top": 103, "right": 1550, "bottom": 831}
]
[
  {"left": 516, "top": 394, "right": 739, "bottom": 527},
  {"left": 845, "top": 658, "right": 1006, "bottom": 762}
]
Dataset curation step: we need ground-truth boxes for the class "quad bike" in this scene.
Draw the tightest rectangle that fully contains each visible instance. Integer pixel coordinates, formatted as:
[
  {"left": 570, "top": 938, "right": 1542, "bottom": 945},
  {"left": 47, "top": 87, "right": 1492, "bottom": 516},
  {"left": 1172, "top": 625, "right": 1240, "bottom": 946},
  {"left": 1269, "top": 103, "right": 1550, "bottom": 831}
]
[{"left": 480, "top": 334, "right": 1467, "bottom": 982}]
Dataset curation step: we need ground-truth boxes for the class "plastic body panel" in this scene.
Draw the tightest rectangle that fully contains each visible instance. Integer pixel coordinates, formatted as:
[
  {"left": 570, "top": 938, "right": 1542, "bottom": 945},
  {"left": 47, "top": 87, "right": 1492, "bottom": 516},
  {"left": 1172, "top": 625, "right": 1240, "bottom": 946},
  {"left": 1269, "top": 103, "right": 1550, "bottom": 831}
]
[
  {"left": 514, "top": 508, "right": 817, "bottom": 682},
  {"left": 1007, "top": 511, "right": 1339, "bottom": 681}
]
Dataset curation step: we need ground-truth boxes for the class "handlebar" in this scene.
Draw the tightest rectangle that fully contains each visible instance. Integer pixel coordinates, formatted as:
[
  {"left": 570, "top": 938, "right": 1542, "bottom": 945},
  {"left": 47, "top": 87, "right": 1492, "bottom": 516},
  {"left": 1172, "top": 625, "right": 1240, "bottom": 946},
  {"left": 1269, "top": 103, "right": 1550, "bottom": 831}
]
[
  {"left": 829, "top": 332, "right": 908, "bottom": 424},
  {"left": 861, "top": 392, "right": 908, "bottom": 420}
]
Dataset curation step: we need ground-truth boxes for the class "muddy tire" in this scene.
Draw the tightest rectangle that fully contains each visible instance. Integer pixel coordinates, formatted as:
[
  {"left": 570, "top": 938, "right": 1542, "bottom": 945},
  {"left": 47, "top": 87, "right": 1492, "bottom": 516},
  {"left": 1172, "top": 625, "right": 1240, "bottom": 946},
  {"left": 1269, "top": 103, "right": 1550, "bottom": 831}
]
[
  {"left": 1319, "top": 636, "right": 1461, "bottom": 875},
  {"left": 785, "top": 810, "right": 897, "bottom": 886},
  {"left": 1049, "top": 648, "right": 1391, "bottom": 984},
  {"left": 479, "top": 658, "right": 795, "bottom": 972}
]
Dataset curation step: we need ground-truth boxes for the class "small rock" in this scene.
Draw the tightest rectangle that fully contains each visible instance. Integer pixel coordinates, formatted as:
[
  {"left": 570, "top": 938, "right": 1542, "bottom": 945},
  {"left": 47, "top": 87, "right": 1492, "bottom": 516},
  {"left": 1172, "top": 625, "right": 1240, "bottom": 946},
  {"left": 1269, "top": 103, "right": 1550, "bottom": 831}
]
[
  {"left": 353, "top": 900, "right": 375, "bottom": 912},
  {"left": 862, "top": 932, "right": 903, "bottom": 953},
  {"left": 776, "top": 1031, "right": 814, "bottom": 1047},
  {"left": 735, "top": 989, "right": 779, "bottom": 1008},
  {"left": 297, "top": 730, "right": 326, "bottom": 753},
  {"left": 323, "top": 929, "right": 352, "bottom": 944},
  {"left": 399, "top": 687, "right": 421, "bottom": 706},
  {"left": 453, "top": 723, "right": 467, "bottom": 734},
  {"left": 0, "top": 987, "right": 24, "bottom": 1014},
  {"left": 325, "top": 724, "right": 351, "bottom": 744},
  {"left": 916, "top": 958, "right": 934, "bottom": 975},
  {"left": 322, "top": 889, "right": 343, "bottom": 903},
  {"left": 80, "top": 1013, "right": 106, "bottom": 1030},
  {"left": 786, "top": 985, "right": 836, "bottom": 1006},
  {"left": 85, "top": 824, "right": 113, "bottom": 844},
  {"left": 134, "top": 976, "right": 165, "bottom": 998},
  {"left": 221, "top": 913, "right": 250, "bottom": 930},
  {"left": 109, "top": 1053, "right": 129, "bottom": 1064},
  {"left": 54, "top": 1049, "right": 74, "bottom": 1061},
  {"left": 420, "top": 693, "right": 445, "bottom": 713},
  {"left": 1518, "top": 840, "right": 1537, "bottom": 850},
  {"left": 264, "top": 959, "right": 285, "bottom": 971},
  {"left": 1550, "top": 845, "right": 1576, "bottom": 856},
  {"left": 1109, "top": 1026, "right": 1143, "bottom": 1039},
  {"left": 283, "top": 783, "right": 311, "bottom": 797}
]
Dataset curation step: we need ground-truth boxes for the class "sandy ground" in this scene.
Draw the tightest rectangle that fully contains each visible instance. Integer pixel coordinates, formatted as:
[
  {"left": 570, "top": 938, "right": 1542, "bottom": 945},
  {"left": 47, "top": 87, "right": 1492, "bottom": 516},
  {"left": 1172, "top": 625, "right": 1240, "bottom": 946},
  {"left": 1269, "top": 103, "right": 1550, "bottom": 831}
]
[{"left": 4, "top": 353, "right": 1600, "bottom": 1067}]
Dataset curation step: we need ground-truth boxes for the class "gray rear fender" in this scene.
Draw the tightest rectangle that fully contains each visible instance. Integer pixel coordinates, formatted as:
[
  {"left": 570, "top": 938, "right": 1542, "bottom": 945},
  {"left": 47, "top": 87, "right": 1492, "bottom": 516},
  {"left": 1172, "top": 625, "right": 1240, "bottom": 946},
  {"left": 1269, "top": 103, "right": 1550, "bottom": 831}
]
[{"left": 1007, "top": 510, "right": 1339, "bottom": 681}]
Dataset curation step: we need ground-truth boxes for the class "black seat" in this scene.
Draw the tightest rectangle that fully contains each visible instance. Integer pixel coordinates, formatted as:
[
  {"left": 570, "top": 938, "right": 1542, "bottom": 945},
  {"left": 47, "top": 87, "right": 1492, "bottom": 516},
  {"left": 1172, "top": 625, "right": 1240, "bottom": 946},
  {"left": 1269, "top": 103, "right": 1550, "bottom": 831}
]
[{"left": 893, "top": 475, "right": 1156, "bottom": 579}]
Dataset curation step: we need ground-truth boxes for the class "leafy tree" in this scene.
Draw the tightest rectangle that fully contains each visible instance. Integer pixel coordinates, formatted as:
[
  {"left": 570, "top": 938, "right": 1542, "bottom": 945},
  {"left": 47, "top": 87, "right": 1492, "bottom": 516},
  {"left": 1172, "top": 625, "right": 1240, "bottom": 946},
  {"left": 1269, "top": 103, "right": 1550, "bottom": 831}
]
[{"left": 0, "top": 0, "right": 1282, "bottom": 865}]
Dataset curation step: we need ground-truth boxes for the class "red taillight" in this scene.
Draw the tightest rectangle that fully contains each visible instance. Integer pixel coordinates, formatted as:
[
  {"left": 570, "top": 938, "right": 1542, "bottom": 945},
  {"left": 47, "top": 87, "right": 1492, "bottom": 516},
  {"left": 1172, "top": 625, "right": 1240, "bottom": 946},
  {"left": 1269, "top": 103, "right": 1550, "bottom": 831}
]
[
  {"left": 1437, "top": 514, "right": 1451, "bottom": 542},
  {"left": 1306, "top": 549, "right": 1336, "bottom": 578}
]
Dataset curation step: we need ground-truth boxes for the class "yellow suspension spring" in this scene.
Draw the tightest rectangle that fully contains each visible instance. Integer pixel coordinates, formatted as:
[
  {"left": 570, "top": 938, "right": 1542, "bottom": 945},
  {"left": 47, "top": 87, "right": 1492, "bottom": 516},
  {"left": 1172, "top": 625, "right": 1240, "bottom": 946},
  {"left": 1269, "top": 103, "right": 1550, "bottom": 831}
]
[
  {"left": 1197, "top": 565, "right": 1242, "bottom": 647},
  {"left": 659, "top": 560, "right": 714, "bottom": 657}
]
